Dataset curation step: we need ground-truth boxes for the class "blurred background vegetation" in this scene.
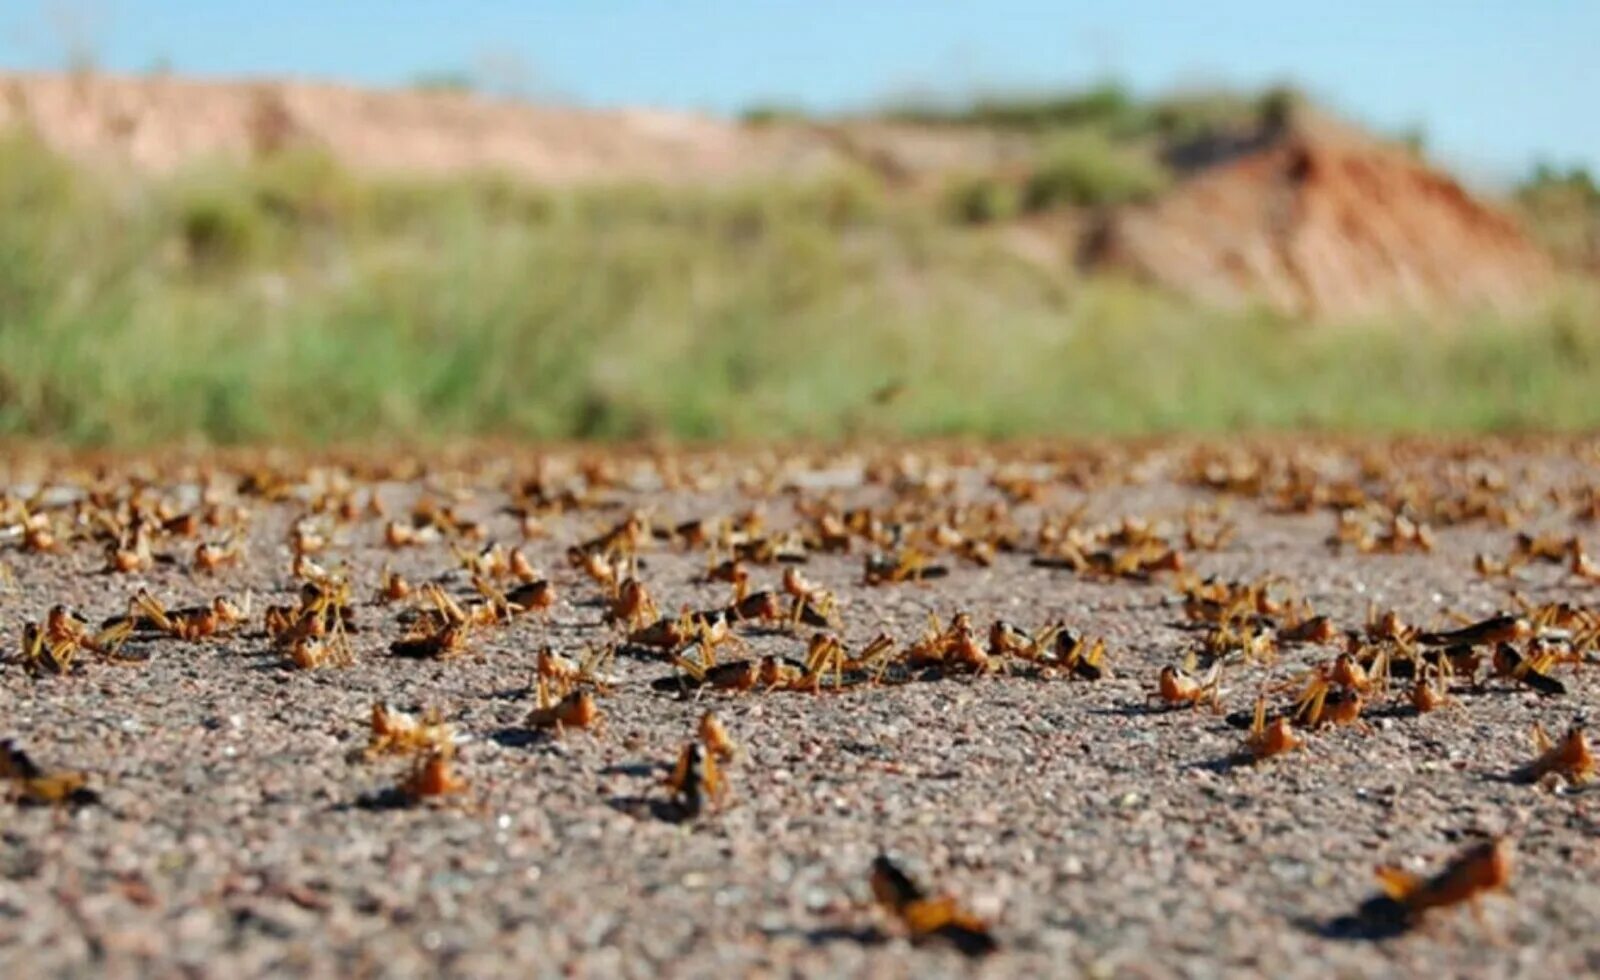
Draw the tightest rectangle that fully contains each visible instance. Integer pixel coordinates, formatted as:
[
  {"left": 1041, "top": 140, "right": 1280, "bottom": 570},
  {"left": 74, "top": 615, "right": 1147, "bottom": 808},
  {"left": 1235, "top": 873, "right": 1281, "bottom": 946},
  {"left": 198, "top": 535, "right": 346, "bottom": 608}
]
[{"left": 1, "top": 81, "right": 1597, "bottom": 446}]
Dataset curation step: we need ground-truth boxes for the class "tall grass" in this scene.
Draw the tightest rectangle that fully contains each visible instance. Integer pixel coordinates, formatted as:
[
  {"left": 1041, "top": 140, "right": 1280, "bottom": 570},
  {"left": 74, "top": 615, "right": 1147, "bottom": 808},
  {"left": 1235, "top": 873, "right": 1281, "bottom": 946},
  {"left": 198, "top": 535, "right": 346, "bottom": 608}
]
[{"left": 1, "top": 132, "right": 1597, "bottom": 446}]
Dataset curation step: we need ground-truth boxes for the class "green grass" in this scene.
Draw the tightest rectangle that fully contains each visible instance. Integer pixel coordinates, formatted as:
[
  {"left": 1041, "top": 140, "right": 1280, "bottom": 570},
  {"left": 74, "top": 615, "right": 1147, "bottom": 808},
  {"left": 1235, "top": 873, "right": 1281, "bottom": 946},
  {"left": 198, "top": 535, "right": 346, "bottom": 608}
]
[{"left": 1, "top": 131, "right": 1598, "bottom": 446}]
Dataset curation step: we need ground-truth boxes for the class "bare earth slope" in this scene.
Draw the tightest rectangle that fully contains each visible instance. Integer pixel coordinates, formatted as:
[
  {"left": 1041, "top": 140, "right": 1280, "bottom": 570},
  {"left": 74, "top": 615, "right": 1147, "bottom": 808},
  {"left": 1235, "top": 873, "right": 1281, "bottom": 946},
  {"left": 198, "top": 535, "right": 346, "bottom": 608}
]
[
  {"left": 1, "top": 442, "right": 1598, "bottom": 977},
  {"left": 1090, "top": 121, "right": 1555, "bottom": 318},
  {"left": 0, "top": 71, "right": 1031, "bottom": 186},
  {"left": 0, "top": 71, "right": 847, "bottom": 184}
]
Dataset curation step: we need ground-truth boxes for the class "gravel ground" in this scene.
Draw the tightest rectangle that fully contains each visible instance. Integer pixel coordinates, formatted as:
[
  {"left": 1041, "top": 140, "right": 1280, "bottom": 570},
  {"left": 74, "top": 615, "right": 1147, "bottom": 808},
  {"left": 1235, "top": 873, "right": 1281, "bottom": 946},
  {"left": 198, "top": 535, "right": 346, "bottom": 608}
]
[{"left": 1, "top": 443, "right": 1598, "bottom": 979}]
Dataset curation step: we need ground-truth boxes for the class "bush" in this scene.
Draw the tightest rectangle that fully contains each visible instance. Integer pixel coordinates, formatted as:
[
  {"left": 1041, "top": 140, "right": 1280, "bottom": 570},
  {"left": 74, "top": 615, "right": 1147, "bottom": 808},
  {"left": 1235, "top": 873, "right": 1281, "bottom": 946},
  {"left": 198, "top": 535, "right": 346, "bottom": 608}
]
[
  {"left": 805, "top": 170, "right": 887, "bottom": 226},
  {"left": 741, "top": 104, "right": 807, "bottom": 126},
  {"left": 1146, "top": 90, "right": 1268, "bottom": 143},
  {"left": 248, "top": 148, "right": 360, "bottom": 226},
  {"left": 944, "top": 174, "right": 1021, "bottom": 225},
  {"left": 1022, "top": 132, "right": 1169, "bottom": 212},
  {"left": 1516, "top": 164, "right": 1600, "bottom": 269},
  {"left": 1518, "top": 164, "right": 1600, "bottom": 206},
  {"left": 885, "top": 82, "right": 1143, "bottom": 133},
  {"left": 410, "top": 71, "right": 474, "bottom": 94},
  {"left": 175, "top": 191, "right": 267, "bottom": 268}
]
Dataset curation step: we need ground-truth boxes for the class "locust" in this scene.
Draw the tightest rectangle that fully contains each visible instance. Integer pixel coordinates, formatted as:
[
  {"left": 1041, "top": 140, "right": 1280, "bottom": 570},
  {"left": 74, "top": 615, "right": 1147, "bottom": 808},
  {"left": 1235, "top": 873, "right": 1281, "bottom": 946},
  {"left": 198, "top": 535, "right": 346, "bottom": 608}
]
[{"left": 868, "top": 855, "right": 997, "bottom": 957}]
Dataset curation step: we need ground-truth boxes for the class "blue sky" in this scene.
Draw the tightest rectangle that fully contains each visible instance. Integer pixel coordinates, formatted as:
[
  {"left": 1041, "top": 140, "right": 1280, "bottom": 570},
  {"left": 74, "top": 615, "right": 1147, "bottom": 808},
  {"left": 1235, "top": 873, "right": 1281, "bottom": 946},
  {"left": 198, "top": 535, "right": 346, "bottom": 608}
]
[{"left": 2, "top": 1, "right": 1595, "bottom": 182}]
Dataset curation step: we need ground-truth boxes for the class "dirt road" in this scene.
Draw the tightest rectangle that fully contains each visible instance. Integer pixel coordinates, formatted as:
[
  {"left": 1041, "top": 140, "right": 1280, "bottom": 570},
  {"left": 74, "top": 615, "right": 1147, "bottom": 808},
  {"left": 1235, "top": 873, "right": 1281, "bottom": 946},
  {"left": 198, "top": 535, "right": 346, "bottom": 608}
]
[{"left": 1, "top": 442, "right": 1596, "bottom": 977}]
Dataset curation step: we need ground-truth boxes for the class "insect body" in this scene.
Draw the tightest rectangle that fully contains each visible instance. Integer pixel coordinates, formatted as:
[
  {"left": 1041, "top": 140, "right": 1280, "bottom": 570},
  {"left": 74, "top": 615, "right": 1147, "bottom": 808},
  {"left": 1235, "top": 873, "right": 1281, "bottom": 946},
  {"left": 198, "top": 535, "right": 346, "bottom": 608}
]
[
  {"left": 1355, "top": 839, "right": 1512, "bottom": 932},
  {"left": 1150, "top": 664, "right": 1222, "bottom": 711},
  {"left": 607, "top": 578, "right": 660, "bottom": 632},
  {"left": 389, "top": 622, "right": 471, "bottom": 660},
  {"left": 1408, "top": 666, "right": 1456, "bottom": 714},
  {"left": 1055, "top": 632, "right": 1110, "bottom": 680},
  {"left": 1242, "top": 695, "right": 1302, "bottom": 761},
  {"left": 663, "top": 741, "right": 723, "bottom": 819},
  {"left": 525, "top": 678, "right": 602, "bottom": 733},
  {"left": 1419, "top": 615, "right": 1531, "bottom": 649},
  {"left": 869, "top": 855, "right": 997, "bottom": 957},
  {"left": 398, "top": 750, "right": 468, "bottom": 801},
  {"left": 698, "top": 711, "right": 737, "bottom": 760},
  {"left": 366, "top": 704, "right": 456, "bottom": 758},
  {"left": 1514, "top": 723, "right": 1593, "bottom": 785},
  {"left": 0, "top": 740, "right": 99, "bottom": 806},
  {"left": 1492, "top": 643, "right": 1567, "bottom": 696}
]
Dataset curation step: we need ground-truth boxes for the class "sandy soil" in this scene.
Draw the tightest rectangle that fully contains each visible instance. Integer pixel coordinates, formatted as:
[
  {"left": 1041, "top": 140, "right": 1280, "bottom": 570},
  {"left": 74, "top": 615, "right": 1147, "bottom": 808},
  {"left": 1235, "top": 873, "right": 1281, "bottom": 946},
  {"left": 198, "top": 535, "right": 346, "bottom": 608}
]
[
  {"left": 0, "top": 71, "right": 1030, "bottom": 188},
  {"left": 0, "top": 443, "right": 1597, "bottom": 978}
]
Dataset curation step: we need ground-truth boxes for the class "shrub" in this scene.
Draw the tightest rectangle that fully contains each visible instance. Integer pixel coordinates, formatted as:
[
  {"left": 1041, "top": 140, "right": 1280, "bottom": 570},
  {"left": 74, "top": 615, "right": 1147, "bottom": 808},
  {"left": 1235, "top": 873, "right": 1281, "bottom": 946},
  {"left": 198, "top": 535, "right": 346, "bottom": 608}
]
[
  {"left": 885, "top": 82, "right": 1143, "bottom": 133},
  {"left": 1022, "top": 132, "right": 1169, "bottom": 211},
  {"left": 944, "top": 174, "right": 1021, "bottom": 225},
  {"left": 175, "top": 191, "right": 266, "bottom": 268}
]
